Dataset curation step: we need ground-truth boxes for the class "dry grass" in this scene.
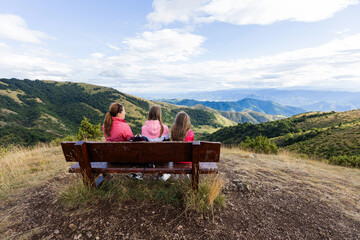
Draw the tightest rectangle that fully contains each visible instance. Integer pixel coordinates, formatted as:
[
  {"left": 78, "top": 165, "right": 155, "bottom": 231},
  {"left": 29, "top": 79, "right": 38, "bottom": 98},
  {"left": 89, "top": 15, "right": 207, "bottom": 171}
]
[
  {"left": 0, "top": 144, "right": 69, "bottom": 199},
  {"left": 0, "top": 89, "right": 25, "bottom": 104},
  {"left": 221, "top": 146, "right": 360, "bottom": 221},
  {"left": 184, "top": 174, "right": 226, "bottom": 214},
  {"left": 208, "top": 175, "right": 225, "bottom": 206},
  {"left": 57, "top": 174, "right": 226, "bottom": 215}
]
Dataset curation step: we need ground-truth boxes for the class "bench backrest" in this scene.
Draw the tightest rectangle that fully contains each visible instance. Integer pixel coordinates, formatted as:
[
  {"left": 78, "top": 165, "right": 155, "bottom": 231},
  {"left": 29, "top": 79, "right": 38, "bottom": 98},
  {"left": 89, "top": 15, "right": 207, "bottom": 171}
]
[{"left": 61, "top": 141, "right": 221, "bottom": 163}]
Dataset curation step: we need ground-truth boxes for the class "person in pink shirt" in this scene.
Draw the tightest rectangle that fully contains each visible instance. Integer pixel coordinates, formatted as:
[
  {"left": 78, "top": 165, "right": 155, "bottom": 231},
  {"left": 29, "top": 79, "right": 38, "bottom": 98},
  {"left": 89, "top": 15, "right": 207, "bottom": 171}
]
[
  {"left": 102, "top": 102, "right": 133, "bottom": 142},
  {"left": 171, "top": 111, "right": 194, "bottom": 142},
  {"left": 142, "top": 105, "right": 171, "bottom": 180},
  {"left": 142, "top": 105, "right": 170, "bottom": 142},
  {"left": 171, "top": 111, "right": 194, "bottom": 166}
]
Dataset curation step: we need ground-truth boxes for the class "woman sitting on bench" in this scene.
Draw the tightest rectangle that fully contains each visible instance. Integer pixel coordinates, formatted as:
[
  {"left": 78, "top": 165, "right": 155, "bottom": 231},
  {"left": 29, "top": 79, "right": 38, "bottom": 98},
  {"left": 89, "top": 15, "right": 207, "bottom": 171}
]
[{"left": 102, "top": 102, "right": 133, "bottom": 141}]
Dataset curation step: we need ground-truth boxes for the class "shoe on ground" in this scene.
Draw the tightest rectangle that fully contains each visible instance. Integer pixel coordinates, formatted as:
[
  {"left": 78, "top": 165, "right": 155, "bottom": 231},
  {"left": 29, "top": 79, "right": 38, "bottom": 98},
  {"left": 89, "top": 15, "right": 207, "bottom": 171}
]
[
  {"left": 127, "top": 173, "right": 143, "bottom": 181},
  {"left": 160, "top": 173, "right": 171, "bottom": 181}
]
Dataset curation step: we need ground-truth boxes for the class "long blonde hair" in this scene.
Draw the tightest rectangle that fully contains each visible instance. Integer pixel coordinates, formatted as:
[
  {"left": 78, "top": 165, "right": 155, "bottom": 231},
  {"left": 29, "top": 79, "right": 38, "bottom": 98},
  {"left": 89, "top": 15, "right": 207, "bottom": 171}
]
[
  {"left": 171, "top": 111, "right": 191, "bottom": 141},
  {"left": 103, "top": 102, "right": 123, "bottom": 137},
  {"left": 148, "top": 105, "right": 164, "bottom": 137}
]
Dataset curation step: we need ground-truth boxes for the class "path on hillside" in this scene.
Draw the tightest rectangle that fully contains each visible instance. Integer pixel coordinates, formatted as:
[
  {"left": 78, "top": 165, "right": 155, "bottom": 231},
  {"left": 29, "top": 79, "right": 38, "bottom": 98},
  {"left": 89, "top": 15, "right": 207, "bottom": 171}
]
[{"left": 1, "top": 149, "right": 359, "bottom": 239}]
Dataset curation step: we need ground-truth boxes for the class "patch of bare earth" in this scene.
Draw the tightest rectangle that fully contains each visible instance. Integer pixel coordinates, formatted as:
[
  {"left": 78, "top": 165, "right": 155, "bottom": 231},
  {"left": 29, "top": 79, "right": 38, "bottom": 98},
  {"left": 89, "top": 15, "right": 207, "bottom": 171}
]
[{"left": 1, "top": 148, "right": 359, "bottom": 239}]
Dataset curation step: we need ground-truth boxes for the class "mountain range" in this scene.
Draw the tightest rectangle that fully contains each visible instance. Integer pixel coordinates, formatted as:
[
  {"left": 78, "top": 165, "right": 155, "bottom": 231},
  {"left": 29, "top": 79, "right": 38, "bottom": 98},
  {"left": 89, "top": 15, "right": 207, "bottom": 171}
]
[
  {"left": 160, "top": 98, "right": 305, "bottom": 117},
  {"left": 139, "top": 88, "right": 360, "bottom": 112}
]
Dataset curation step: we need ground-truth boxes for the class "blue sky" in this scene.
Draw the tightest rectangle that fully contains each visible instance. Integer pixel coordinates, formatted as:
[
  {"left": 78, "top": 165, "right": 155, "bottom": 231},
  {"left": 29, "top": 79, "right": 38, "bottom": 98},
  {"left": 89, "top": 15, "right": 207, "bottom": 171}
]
[{"left": 1, "top": 0, "right": 360, "bottom": 94}]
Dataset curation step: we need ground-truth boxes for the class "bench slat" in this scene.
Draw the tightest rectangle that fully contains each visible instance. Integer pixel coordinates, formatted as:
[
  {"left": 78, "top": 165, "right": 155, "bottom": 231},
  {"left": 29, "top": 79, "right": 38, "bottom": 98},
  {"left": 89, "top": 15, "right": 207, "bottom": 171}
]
[
  {"left": 69, "top": 162, "right": 218, "bottom": 174},
  {"left": 62, "top": 141, "right": 220, "bottom": 163}
]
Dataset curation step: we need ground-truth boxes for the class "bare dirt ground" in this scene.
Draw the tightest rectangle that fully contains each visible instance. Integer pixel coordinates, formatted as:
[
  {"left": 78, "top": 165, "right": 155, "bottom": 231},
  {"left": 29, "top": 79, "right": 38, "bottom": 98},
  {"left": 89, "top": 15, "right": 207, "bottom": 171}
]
[{"left": 1, "top": 148, "right": 360, "bottom": 239}]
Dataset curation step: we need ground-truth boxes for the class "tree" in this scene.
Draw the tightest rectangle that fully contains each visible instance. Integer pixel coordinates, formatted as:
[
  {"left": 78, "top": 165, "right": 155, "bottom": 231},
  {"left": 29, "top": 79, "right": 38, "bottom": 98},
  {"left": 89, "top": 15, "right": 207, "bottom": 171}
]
[
  {"left": 239, "top": 135, "right": 278, "bottom": 154},
  {"left": 78, "top": 116, "right": 103, "bottom": 140}
]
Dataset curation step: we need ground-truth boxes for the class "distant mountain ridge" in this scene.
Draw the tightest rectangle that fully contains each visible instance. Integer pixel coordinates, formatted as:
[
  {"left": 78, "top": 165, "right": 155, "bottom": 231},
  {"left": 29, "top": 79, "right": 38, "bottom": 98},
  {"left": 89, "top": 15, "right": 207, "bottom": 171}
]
[
  {"left": 161, "top": 98, "right": 305, "bottom": 117},
  {"left": 218, "top": 110, "right": 285, "bottom": 123},
  {"left": 190, "top": 104, "right": 285, "bottom": 124},
  {"left": 139, "top": 88, "right": 360, "bottom": 112}
]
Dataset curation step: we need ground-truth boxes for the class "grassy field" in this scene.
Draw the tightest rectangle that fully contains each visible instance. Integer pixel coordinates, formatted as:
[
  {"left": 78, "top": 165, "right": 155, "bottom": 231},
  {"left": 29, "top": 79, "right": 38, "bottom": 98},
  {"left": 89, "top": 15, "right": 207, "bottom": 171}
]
[{"left": 220, "top": 147, "right": 360, "bottom": 221}]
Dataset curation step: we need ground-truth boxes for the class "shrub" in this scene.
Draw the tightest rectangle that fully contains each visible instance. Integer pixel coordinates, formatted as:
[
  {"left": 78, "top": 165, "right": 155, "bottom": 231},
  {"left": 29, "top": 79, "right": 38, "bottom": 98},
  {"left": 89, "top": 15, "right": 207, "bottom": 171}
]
[
  {"left": 50, "top": 135, "right": 78, "bottom": 146},
  {"left": 239, "top": 135, "right": 278, "bottom": 154},
  {"left": 77, "top": 116, "right": 103, "bottom": 140},
  {"left": 328, "top": 155, "right": 360, "bottom": 168}
]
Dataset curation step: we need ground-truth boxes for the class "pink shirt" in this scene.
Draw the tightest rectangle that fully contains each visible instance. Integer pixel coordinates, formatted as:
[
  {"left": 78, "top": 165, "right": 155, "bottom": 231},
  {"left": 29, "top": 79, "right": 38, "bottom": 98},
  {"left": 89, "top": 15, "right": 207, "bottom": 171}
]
[
  {"left": 185, "top": 130, "right": 194, "bottom": 142},
  {"left": 102, "top": 117, "right": 133, "bottom": 142},
  {"left": 178, "top": 130, "right": 194, "bottom": 164},
  {"left": 142, "top": 120, "right": 170, "bottom": 142}
]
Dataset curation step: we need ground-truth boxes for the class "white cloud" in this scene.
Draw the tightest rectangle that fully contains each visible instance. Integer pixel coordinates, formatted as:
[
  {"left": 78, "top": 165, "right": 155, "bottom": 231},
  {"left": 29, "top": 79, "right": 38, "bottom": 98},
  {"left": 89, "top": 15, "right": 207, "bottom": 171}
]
[
  {"left": 148, "top": 0, "right": 208, "bottom": 25},
  {"left": 0, "top": 45, "right": 72, "bottom": 80},
  {"left": 107, "top": 43, "right": 120, "bottom": 51},
  {"left": 0, "top": 42, "right": 8, "bottom": 48},
  {"left": 90, "top": 53, "right": 105, "bottom": 58},
  {"left": 0, "top": 14, "right": 52, "bottom": 43},
  {"left": 148, "top": 0, "right": 359, "bottom": 26},
  {"left": 122, "top": 29, "right": 205, "bottom": 62},
  {"left": 76, "top": 33, "right": 360, "bottom": 93},
  {"left": 335, "top": 28, "right": 350, "bottom": 34}
]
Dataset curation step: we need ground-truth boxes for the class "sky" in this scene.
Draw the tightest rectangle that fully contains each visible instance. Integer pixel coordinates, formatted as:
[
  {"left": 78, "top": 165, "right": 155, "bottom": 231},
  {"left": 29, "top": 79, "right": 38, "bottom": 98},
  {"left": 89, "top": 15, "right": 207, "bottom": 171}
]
[{"left": 1, "top": 0, "right": 360, "bottom": 94}]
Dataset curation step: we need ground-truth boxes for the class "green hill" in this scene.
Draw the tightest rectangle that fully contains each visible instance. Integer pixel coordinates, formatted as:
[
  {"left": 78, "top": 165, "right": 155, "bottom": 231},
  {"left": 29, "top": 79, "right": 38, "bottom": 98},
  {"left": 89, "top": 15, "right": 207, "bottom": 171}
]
[
  {"left": 160, "top": 98, "right": 305, "bottom": 116},
  {"left": 218, "top": 110, "right": 285, "bottom": 123},
  {"left": 189, "top": 104, "right": 284, "bottom": 124},
  {"left": 0, "top": 78, "right": 235, "bottom": 146},
  {"left": 206, "top": 110, "right": 360, "bottom": 165}
]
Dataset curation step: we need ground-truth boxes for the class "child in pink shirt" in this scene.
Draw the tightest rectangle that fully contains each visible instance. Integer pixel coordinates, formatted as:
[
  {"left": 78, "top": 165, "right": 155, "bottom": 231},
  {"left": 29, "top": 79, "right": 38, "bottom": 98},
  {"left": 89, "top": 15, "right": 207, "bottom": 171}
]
[
  {"left": 102, "top": 103, "right": 133, "bottom": 141},
  {"left": 142, "top": 105, "right": 171, "bottom": 180},
  {"left": 142, "top": 105, "right": 170, "bottom": 142},
  {"left": 171, "top": 111, "right": 194, "bottom": 142},
  {"left": 171, "top": 111, "right": 194, "bottom": 164}
]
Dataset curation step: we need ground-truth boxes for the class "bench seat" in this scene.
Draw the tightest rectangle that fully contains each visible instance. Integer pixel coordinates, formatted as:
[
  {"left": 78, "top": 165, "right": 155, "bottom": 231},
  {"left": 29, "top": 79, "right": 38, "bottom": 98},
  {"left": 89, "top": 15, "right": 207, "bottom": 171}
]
[{"left": 69, "top": 162, "right": 218, "bottom": 174}]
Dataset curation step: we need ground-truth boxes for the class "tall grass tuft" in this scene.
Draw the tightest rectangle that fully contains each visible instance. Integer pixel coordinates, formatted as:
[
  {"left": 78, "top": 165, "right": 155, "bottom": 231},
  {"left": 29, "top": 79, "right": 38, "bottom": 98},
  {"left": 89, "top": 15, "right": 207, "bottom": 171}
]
[{"left": 184, "top": 175, "right": 226, "bottom": 214}]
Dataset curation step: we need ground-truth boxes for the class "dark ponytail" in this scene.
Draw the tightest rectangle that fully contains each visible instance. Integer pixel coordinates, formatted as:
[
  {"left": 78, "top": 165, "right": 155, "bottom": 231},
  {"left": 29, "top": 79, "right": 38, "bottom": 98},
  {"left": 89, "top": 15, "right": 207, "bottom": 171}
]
[{"left": 104, "top": 103, "right": 123, "bottom": 137}]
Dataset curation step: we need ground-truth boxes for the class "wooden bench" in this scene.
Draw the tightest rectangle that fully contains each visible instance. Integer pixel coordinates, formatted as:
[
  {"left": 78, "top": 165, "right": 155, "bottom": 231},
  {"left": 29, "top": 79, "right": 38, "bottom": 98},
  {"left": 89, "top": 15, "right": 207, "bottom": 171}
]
[{"left": 61, "top": 141, "right": 221, "bottom": 190}]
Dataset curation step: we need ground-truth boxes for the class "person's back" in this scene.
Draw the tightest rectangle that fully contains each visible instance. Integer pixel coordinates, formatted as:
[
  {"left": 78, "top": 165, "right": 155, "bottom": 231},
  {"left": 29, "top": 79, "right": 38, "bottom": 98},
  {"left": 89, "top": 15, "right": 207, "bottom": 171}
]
[
  {"left": 171, "top": 111, "right": 194, "bottom": 142},
  {"left": 171, "top": 111, "right": 194, "bottom": 165},
  {"left": 102, "top": 102, "right": 133, "bottom": 142},
  {"left": 142, "top": 105, "right": 170, "bottom": 142}
]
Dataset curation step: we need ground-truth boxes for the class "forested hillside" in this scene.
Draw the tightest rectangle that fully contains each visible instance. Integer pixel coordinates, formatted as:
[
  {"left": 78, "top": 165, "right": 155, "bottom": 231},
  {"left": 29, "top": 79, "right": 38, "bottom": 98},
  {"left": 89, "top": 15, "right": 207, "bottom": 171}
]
[
  {"left": 218, "top": 110, "right": 285, "bottom": 123},
  {"left": 0, "top": 78, "right": 235, "bottom": 146},
  {"left": 190, "top": 104, "right": 285, "bottom": 124},
  {"left": 206, "top": 110, "right": 360, "bottom": 164}
]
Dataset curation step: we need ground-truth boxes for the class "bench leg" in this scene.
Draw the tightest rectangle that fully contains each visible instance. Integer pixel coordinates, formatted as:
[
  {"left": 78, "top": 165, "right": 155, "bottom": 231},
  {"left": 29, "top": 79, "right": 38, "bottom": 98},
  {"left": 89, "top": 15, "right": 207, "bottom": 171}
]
[
  {"left": 192, "top": 142, "right": 201, "bottom": 191},
  {"left": 191, "top": 166, "right": 199, "bottom": 191},
  {"left": 75, "top": 141, "right": 95, "bottom": 188},
  {"left": 80, "top": 169, "right": 95, "bottom": 187}
]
